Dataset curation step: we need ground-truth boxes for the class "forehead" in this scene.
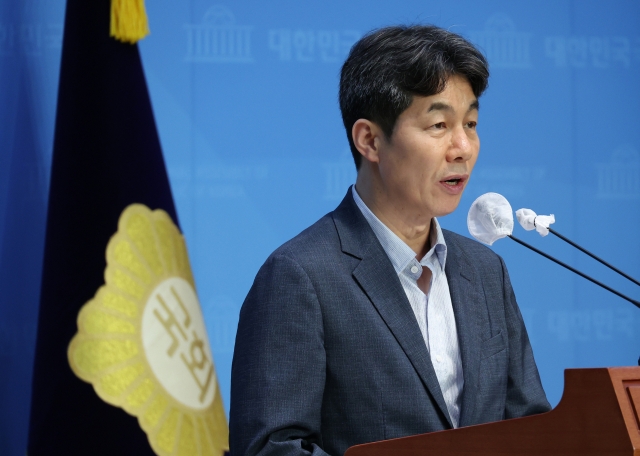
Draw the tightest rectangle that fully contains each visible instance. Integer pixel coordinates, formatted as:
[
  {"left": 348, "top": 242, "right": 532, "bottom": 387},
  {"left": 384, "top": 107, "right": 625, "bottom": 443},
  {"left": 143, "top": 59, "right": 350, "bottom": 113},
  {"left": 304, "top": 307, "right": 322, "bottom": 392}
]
[{"left": 406, "top": 75, "right": 478, "bottom": 116}]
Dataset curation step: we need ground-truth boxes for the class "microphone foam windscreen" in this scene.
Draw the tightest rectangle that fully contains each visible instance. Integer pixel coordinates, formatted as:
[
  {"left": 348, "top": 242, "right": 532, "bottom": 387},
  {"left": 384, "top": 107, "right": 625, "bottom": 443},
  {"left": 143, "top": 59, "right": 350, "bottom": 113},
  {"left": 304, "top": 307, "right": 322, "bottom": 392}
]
[
  {"left": 467, "top": 192, "right": 514, "bottom": 245},
  {"left": 516, "top": 208, "right": 555, "bottom": 237}
]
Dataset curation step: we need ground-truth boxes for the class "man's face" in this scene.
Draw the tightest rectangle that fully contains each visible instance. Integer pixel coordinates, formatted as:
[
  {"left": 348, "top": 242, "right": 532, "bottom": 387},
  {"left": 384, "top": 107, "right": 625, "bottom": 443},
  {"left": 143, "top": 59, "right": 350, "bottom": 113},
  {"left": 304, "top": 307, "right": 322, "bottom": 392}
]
[{"left": 375, "top": 75, "right": 479, "bottom": 222}]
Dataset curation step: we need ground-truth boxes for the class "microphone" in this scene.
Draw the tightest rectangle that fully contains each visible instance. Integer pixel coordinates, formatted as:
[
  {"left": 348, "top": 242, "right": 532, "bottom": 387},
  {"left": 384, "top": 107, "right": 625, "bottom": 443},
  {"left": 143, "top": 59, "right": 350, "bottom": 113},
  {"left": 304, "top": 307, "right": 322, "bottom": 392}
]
[
  {"left": 467, "top": 193, "right": 640, "bottom": 309},
  {"left": 516, "top": 208, "right": 640, "bottom": 288}
]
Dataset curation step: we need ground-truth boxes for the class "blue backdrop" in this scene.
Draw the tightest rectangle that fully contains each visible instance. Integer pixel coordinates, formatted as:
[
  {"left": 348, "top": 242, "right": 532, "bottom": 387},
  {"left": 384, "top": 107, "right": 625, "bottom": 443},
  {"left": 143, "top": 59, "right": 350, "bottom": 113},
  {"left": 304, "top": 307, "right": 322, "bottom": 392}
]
[{"left": 1, "top": 1, "right": 639, "bottom": 454}]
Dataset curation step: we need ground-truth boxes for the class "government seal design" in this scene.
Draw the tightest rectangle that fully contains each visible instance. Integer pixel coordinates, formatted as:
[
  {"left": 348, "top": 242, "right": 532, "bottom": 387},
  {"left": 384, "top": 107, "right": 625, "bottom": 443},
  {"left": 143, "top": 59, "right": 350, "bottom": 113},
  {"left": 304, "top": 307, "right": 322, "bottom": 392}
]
[{"left": 68, "top": 204, "right": 228, "bottom": 455}]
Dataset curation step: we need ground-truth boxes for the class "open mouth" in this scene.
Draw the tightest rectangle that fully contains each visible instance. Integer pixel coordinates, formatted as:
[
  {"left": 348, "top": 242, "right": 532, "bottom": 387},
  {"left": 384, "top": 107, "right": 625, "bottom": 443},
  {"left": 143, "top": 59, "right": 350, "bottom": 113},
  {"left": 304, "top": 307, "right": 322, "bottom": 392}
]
[{"left": 442, "top": 178, "right": 462, "bottom": 186}]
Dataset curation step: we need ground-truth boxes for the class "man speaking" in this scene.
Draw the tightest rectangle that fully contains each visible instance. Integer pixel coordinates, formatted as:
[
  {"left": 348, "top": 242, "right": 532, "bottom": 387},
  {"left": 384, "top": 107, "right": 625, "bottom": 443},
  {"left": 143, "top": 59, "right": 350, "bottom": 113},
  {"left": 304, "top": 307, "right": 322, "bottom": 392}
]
[{"left": 230, "top": 25, "right": 550, "bottom": 456}]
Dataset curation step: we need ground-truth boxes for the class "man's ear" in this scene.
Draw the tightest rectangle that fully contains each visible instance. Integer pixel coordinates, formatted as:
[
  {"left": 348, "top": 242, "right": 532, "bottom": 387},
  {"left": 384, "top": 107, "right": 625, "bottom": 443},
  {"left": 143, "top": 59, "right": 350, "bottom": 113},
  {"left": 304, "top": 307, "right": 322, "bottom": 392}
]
[{"left": 352, "top": 119, "right": 384, "bottom": 164}]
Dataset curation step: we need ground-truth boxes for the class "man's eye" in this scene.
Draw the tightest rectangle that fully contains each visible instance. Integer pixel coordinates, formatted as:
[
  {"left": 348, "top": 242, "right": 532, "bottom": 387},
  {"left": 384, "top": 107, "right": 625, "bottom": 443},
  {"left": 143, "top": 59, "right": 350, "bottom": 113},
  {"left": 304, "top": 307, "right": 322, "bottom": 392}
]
[
  {"left": 433, "top": 122, "right": 446, "bottom": 129},
  {"left": 466, "top": 121, "right": 477, "bottom": 129}
]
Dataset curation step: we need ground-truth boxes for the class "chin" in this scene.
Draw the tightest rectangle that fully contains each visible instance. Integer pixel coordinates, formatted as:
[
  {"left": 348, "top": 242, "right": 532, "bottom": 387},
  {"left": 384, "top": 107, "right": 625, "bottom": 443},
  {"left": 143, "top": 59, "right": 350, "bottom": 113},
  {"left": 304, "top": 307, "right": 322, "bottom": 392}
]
[{"left": 435, "top": 202, "right": 462, "bottom": 218}]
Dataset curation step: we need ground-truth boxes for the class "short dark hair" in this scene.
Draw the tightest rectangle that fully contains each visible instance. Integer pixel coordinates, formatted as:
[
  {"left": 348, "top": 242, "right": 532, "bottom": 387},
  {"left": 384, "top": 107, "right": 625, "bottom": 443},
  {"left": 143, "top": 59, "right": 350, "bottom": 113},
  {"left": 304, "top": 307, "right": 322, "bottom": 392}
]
[{"left": 339, "top": 25, "right": 489, "bottom": 169}]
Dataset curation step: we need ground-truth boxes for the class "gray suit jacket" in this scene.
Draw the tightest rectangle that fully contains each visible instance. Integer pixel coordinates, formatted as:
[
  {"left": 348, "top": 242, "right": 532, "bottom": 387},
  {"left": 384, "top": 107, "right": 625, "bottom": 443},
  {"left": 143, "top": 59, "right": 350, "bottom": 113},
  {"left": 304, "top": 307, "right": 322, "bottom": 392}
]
[{"left": 230, "top": 189, "right": 550, "bottom": 456}]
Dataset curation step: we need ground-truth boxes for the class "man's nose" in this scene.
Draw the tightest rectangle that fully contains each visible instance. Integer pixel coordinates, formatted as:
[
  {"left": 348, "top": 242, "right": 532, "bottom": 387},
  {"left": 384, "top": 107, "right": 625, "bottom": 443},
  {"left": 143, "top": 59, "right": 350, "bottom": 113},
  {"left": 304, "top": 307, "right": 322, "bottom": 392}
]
[{"left": 447, "top": 125, "right": 475, "bottom": 162}]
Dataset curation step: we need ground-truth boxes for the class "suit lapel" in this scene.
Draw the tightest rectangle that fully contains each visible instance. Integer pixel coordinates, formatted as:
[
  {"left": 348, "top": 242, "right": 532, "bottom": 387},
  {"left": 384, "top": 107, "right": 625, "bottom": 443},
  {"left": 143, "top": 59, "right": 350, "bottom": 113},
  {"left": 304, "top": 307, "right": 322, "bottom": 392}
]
[
  {"left": 443, "top": 232, "right": 484, "bottom": 427},
  {"left": 333, "top": 190, "right": 453, "bottom": 427}
]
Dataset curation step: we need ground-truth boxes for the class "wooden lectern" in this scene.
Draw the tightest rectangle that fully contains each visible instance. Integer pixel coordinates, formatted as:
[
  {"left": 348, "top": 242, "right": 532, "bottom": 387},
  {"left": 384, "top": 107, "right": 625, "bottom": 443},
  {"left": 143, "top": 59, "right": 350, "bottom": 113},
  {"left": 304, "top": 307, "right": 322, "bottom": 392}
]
[{"left": 345, "top": 367, "right": 640, "bottom": 455}]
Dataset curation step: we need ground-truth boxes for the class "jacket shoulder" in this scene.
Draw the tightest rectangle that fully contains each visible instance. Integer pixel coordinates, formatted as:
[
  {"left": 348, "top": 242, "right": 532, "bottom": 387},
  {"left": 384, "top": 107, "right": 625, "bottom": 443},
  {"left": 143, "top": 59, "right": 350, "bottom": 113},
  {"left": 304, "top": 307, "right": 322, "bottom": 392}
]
[
  {"left": 442, "top": 229, "right": 494, "bottom": 253},
  {"left": 268, "top": 211, "right": 340, "bottom": 264},
  {"left": 442, "top": 229, "right": 504, "bottom": 268}
]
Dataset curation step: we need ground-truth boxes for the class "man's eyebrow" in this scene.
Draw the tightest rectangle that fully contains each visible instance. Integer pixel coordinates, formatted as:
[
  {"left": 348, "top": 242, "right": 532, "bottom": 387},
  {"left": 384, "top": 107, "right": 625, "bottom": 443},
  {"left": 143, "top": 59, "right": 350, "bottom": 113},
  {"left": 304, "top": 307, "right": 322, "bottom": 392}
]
[
  {"left": 427, "top": 99, "right": 480, "bottom": 113},
  {"left": 427, "top": 102, "right": 453, "bottom": 113}
]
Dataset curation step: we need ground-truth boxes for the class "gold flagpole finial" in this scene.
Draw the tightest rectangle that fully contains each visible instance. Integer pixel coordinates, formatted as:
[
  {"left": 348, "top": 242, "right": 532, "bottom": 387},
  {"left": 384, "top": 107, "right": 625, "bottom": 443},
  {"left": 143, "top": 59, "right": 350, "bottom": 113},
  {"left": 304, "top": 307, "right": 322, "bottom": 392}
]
[{"left": 110, "top": 0, "right": 150, "bottom": 44}]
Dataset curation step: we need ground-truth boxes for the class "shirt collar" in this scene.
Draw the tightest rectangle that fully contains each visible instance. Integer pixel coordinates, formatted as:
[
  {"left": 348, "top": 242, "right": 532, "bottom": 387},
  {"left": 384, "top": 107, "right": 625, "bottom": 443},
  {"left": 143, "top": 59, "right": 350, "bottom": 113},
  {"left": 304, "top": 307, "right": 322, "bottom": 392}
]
[{"left": 351, "top": 185, "right": 447, "bottom": 274}]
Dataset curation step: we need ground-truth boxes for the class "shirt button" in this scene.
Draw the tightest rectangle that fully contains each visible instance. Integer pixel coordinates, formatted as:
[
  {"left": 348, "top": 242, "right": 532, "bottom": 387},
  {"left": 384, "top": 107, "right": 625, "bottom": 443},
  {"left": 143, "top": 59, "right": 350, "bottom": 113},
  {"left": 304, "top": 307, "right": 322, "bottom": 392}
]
[
  {"left": 435, "top": 355, "right": 443, "bottom": 363},
  {"left": 410, "top": 265, "right": 419, "bottom": 274}
]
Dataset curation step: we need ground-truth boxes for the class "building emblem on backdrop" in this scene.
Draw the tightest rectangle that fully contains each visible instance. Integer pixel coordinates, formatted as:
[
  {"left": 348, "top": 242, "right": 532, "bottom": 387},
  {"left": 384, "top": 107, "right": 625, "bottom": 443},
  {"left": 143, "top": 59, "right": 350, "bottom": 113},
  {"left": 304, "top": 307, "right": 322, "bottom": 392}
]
[
  {"left": 468, "top": 13, "right": 532, "bottom": 69},
  {"left": 596, "top": 144, "right": 640, "bottom": 200},
  {"left": 323, "top": 150, "right": 356, "bottom": 200},
  {"left": 203, "top": 296, "right": 238, "bottom": 355},
  {"left": 185, "top": 5, "right": 253, "bottom": 63}
]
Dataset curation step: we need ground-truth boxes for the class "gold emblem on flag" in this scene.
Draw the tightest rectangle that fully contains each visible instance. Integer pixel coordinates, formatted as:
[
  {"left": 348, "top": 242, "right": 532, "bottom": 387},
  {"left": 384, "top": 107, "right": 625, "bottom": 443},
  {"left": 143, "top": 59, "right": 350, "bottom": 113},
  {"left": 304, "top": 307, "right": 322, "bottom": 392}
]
[{"left": 68, "top": 204, "right": 228, "bottom": 456}]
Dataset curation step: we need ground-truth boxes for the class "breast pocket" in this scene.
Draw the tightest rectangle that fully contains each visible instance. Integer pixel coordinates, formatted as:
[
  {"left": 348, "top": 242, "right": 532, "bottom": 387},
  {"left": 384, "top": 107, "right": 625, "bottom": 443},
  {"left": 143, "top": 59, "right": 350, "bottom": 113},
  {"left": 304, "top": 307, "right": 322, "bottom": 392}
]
[{"left": 480, "top": 331, "right": 505, "bottom": 360}]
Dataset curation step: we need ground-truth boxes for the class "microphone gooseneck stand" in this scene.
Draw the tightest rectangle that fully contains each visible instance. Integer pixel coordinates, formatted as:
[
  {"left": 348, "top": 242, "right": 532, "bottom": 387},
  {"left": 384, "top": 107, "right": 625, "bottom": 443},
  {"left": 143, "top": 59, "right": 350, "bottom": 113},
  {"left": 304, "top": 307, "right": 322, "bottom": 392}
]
[
  {"left": 507, "top": 234, "right": 640, "bottom": 309},
  {"left": 468, "top": 193, "right": 640, "bottom": 364},
  {"left": 544, "top": 227, "right": 640, "bottom": 287},
  {"left": 518, "top": 226, "right": 640, "bottom": 366}
]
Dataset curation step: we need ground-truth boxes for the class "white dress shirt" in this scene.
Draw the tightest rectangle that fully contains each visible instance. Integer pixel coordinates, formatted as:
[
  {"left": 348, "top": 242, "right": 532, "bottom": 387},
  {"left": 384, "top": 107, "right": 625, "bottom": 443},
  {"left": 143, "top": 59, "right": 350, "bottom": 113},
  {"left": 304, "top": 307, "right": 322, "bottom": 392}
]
[{"left": 352, "top": 186, "right": 464, "bottom": 427}]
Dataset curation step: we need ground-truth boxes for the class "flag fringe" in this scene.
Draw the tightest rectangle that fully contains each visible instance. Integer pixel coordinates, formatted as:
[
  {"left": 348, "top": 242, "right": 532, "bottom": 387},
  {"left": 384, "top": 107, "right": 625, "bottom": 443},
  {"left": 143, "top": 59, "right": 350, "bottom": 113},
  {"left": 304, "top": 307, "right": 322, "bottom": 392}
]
[{"left": 110, "top": 0, "right": 150, "bottom": 44}]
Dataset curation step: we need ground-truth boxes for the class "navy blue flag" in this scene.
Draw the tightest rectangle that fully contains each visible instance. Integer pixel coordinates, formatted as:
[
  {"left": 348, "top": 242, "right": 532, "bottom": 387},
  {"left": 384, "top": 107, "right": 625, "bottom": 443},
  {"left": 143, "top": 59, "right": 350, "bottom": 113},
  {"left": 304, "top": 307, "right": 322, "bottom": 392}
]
[{"left": 26, "top": 0, "right": 229, "bottom": 454}]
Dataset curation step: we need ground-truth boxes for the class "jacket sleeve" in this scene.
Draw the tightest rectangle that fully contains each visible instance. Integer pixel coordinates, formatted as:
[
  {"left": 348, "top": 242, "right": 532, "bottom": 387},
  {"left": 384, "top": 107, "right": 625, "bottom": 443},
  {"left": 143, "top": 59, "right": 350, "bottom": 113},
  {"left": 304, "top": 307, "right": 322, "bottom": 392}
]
[
  {"left": 500, "top": 256, "right": 552, "bottom": 419},
  {"left": 229, "top": 252, "right": 332, "bottom": 456}
]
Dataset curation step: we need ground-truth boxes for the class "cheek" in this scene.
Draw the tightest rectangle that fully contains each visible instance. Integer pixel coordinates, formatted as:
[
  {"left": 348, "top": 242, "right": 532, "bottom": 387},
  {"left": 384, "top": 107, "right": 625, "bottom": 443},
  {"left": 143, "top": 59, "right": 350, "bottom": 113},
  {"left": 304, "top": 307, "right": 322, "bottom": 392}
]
[
  {"left": 471, "top": 144, "right": 480, "bottom": 167},
  {"left": 470, "top": 150, "right": 479, "bottom": 168},
  {"left": 465, "top": 135, "right": 480, "bottom": 167},
  {"left": 380, "top": 149, "right": 417, "bottom": 181}
]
